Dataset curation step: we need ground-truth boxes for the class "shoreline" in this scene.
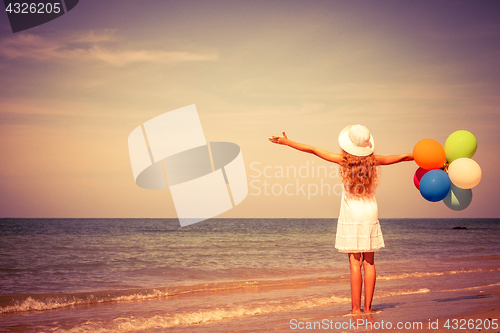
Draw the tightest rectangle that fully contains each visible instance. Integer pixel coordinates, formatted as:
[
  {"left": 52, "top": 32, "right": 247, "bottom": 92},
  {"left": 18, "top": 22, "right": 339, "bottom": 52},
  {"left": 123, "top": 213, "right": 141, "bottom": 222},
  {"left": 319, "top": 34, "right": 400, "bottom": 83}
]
[
  {"left": 290, "top": 287, "right": 500, "bottom": 333},
  {"left": 295, "top": 287, "right": 500, "bottom": 333},
  {"left": 169, "top": 286, "right": 500, "bottom": 333}
]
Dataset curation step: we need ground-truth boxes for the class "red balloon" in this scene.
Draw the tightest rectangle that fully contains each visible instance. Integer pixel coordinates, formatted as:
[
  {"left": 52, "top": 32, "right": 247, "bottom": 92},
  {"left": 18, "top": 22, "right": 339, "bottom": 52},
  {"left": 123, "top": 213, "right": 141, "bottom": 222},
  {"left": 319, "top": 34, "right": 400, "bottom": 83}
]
[{"left": 413, "top": 167, "right": 430, "bottom": 190}]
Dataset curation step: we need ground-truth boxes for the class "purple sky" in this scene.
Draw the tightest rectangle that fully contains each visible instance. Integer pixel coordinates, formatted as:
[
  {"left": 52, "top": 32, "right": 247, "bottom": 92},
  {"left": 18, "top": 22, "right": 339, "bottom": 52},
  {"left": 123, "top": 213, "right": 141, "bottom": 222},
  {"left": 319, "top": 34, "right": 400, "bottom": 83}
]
[{"left": 0, "top": 1, "right": 499, "bottom": 218}]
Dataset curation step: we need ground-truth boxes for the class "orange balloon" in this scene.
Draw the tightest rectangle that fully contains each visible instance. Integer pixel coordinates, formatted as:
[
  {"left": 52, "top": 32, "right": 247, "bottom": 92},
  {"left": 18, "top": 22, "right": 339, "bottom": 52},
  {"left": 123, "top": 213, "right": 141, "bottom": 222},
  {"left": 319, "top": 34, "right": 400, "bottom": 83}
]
[{"left": 413, "top": 139, "right": 446, "bottom": 170}]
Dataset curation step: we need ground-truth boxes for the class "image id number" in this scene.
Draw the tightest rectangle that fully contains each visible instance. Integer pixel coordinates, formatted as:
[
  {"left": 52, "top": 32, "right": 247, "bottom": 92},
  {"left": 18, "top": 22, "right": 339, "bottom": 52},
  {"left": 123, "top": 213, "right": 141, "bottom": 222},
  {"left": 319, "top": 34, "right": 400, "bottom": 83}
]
[
  {"left": 444, "top": 318, "right": 498, "bottom": 330},
  {"left": 5, "top": 2, "right": 62, "bottom": 14}
]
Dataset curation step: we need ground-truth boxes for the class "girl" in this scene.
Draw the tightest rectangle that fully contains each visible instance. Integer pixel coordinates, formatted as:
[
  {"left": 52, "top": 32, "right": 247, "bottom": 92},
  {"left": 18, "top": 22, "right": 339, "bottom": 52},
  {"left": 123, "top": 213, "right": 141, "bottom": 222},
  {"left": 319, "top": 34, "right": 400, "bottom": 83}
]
[{"left": 269, "top": 125, "right": 413, "bottom": 314}]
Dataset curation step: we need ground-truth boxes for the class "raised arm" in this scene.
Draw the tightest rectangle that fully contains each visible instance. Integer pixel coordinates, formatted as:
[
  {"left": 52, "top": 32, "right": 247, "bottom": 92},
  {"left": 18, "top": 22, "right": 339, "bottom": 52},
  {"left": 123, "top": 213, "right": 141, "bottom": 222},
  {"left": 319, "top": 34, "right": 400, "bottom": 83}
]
[
  {"left": 269, "top": 132, "right": 341, "bottom": 164},
  {"left": 375, "top": 153, "right": 414, "bottom": 166}
]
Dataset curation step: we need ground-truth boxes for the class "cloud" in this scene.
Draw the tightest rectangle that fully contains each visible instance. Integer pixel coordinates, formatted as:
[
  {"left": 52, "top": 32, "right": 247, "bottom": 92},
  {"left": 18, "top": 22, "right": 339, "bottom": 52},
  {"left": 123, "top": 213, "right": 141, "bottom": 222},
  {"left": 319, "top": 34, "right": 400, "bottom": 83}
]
[
  {"left": 0, "top": 30, "right": 218, "bottom": 66},
  {"left": 86, "top": 47, "right": 218, "bottom": 66},
  {"left": 71, "top": 29, "right": 118, "bottom": 44}
]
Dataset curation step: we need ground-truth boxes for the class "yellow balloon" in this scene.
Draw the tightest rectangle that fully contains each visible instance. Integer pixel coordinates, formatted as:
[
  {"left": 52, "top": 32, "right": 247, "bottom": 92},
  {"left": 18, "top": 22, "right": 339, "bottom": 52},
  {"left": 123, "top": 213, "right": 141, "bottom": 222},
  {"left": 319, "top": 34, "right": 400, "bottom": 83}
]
[{"left": 448, "top": 158, "right": 482, "bottom": 189}]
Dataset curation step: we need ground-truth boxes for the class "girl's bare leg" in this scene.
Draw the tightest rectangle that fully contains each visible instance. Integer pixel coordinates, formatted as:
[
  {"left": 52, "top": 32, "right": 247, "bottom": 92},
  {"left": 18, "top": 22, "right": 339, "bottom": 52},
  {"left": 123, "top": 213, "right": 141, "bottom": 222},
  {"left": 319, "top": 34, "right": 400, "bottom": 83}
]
[
  {"left": 348, "top": 253, "right": 363, "bottom": 314},
  {"left": 362, "top": 252, "right": 376, "bottom": 312}
]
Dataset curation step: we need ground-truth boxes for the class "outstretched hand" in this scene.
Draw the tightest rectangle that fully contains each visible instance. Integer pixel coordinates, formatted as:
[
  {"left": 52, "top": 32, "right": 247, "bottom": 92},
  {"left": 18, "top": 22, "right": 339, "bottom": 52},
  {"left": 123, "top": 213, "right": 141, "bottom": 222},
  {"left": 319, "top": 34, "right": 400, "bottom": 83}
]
[{"left": 269, "top": 132, "right": 289, "bottom": 145}]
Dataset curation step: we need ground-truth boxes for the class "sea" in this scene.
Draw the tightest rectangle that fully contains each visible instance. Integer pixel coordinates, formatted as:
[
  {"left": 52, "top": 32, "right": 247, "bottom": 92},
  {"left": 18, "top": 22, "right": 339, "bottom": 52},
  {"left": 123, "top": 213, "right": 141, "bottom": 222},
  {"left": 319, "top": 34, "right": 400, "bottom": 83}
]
[{"left": 0, "top": 218, "right": 499, "bottom": 332}]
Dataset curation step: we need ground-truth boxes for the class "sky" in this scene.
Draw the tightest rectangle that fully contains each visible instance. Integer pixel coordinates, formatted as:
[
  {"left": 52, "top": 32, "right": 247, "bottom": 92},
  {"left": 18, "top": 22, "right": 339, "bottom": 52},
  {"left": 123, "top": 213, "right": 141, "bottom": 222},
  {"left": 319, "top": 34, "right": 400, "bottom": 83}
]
[{"left": 0, "top": 0, "right": 499, "bottom": 219}]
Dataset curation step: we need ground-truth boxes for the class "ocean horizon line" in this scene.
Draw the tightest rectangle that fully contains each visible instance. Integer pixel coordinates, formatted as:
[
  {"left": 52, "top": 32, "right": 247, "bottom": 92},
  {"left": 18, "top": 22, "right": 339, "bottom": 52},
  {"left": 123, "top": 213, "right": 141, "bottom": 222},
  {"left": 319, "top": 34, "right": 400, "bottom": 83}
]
[
  {"left": 0, "top": 217, "right": 498, "bottom": 220},
  {"left": 0, "top": 216, "right": 500, "bottom": 221}
]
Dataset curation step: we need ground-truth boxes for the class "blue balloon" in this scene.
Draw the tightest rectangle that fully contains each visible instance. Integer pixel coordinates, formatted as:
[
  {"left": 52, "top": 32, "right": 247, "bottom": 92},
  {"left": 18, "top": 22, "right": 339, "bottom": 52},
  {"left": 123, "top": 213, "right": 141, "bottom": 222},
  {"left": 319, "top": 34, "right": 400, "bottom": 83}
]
[
  {"left": 419, "top": 169, "right": 451, "bottom": 202},
  {"left": 443, "top": 183, "right": 473, "bottom": 211}
]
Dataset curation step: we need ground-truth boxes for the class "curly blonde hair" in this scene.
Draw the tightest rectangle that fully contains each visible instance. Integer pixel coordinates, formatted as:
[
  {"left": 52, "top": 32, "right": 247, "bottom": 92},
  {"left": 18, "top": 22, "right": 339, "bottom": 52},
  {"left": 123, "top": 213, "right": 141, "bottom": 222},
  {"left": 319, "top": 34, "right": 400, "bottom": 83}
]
[{"left": 340, "top": 149, "right": 378, "bottom": 197}]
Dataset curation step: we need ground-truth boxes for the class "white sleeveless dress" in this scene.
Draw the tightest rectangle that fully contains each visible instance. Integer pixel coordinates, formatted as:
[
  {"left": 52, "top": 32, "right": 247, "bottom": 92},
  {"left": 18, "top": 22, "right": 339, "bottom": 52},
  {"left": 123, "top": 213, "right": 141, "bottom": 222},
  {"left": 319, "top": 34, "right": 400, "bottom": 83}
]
[{"left": 335, "top": 189, "right": 385, "bottom": 253}]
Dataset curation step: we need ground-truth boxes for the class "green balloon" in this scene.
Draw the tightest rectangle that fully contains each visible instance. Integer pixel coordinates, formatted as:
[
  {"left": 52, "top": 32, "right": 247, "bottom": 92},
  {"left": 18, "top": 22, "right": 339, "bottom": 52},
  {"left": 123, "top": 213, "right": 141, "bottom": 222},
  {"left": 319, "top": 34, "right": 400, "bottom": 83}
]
[{"left": 444, "top": 130, "right": 477, "bottom": 163}]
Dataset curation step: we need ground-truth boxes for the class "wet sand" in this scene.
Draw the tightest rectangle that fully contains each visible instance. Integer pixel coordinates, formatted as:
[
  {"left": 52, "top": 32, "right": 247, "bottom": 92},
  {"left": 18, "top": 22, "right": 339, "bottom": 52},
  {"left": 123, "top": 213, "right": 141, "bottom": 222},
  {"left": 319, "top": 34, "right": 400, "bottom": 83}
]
[{"left": 159, "top": 286, "right": 500, "bottom": 332}]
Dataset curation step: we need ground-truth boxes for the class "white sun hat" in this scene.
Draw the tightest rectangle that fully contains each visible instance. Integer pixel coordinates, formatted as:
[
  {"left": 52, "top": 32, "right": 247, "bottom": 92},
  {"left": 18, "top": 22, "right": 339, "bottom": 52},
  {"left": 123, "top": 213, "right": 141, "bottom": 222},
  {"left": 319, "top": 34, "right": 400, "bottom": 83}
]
[{"left": 338, "top": 124, "right": 375, "bottom": 157}]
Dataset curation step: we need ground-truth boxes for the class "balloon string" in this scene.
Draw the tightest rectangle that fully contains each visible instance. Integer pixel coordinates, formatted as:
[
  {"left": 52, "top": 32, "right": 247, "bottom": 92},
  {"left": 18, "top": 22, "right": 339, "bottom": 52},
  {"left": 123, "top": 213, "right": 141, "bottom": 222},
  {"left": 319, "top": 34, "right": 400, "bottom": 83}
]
[{"left": 442, "top": 162, "right": 450, "bottom": 173}]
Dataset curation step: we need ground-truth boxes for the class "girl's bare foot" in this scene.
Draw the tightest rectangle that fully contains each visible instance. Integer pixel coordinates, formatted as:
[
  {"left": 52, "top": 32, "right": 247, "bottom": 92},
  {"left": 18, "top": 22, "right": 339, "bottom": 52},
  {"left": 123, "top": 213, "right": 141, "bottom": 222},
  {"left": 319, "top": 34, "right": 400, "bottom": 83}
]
[
  {"left": 343, "top": 309, "right": 362, "bottom": 316},
  {"left": 363, "top": 307, "right": 382, "bottom": 314}
]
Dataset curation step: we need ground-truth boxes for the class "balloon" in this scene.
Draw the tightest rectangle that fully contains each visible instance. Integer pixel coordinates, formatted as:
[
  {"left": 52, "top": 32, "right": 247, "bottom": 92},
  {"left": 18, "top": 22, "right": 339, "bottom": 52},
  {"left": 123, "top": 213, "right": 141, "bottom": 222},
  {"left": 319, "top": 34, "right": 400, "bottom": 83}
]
[
  {"left": 413, "top": 167, "right": 430, "bottom": 190},
  {"left": 443, "top": 183, "right": 473, "bottom": 211},
  {"left": 413, "top": 139, "right": 446, "bottom": 170},
  {"left": 444, "top": 130, "right": 477, "bottom": 163},
  {"left": 419, "top": 169, "right": 451, "bottom": 202},
  {"left": 448, "top": 158, "right": 482, "bottom": 189}
]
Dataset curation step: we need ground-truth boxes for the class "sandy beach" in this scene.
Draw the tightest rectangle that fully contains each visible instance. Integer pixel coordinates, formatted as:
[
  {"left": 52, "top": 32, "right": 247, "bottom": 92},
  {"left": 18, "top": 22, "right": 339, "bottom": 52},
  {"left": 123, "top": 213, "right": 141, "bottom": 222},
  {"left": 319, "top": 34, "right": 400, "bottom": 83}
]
[{"left": 162, "top": 286, "right": 500, "bottom": 333}]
